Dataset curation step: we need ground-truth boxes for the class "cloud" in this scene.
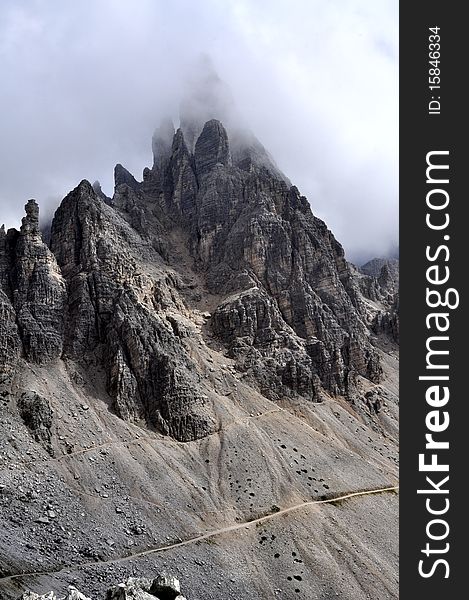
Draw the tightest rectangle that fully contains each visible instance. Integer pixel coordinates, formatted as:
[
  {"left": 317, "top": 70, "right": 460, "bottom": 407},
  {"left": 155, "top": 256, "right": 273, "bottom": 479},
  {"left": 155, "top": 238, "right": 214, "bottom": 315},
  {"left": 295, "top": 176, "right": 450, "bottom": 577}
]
[{"left": 0, "top": 0, "right": 397, "bottom": 263}]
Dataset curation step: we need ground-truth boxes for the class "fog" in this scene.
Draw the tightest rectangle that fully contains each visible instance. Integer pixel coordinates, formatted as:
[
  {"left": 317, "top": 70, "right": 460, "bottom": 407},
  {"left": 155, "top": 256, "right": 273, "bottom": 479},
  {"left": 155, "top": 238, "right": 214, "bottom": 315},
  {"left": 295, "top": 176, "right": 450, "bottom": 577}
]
[{"left": 0, "top": 0, "right": 397, "bottom": 264}]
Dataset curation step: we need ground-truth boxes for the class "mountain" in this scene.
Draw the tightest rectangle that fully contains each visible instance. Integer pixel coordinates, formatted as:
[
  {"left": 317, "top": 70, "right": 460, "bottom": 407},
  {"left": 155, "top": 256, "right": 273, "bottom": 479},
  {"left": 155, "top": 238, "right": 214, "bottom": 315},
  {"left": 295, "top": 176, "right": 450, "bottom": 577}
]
[{"left": 0, "top": 114, "right": 398, "bottom": 599}]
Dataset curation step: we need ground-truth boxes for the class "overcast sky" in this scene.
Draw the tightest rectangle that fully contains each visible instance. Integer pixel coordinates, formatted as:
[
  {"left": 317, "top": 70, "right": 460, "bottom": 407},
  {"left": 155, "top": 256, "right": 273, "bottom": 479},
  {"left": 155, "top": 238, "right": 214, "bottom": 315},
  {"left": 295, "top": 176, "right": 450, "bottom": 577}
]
[{"left": 0, "top": 0, "right": 398, "bottom": 264}]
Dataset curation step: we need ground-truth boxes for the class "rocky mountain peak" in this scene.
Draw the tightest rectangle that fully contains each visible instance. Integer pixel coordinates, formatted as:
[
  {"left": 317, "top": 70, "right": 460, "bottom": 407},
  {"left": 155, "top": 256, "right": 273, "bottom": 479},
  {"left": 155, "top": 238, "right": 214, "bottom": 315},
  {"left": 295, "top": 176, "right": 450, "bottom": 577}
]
[
  {"left": 20, "top": 199, "right": 40, "bottom": 235},
  {"left": 194, "top": 119, "right": 231, "bottom": 176},
  {"left": 92, "top": 180, "right": 112, "bottom": 205},
  {"left": 360, "top": 257, "right": 399, "bottom": 279},
  {"left": 0, "top": 198, "right": 66, "bottom": 368},
  {"left": 171, "top": 127, "right": 190, "bottom": 157},
  {"left": 114, "top": 164, "right": 139, "bottom": 191}
]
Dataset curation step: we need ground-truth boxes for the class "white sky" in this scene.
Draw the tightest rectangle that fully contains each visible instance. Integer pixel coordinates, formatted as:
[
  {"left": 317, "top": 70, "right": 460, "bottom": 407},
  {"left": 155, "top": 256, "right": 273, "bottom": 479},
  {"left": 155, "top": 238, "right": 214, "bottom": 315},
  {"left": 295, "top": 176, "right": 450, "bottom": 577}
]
[{"left": 0, "top": 0, "right": 398, "bottom": 264}]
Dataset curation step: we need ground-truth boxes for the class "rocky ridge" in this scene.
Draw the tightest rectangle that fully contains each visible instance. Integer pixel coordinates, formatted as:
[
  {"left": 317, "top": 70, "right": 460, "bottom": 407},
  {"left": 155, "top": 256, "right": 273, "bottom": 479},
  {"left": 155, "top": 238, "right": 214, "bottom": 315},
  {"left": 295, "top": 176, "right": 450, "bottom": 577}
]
[
  {"left": 0, "top": 118, "right": 398, "bottom": 442},
  {"left": 358, "top": 258, "right": 399, "bottom": 344}
]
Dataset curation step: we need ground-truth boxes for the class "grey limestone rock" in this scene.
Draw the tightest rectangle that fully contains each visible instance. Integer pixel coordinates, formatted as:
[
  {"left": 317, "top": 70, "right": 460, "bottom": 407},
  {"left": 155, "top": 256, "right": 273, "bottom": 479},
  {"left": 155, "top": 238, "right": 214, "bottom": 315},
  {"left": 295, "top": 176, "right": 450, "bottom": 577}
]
[
  {"left": 20, "top": 586, "right": 91, "bottom": 600},
  {"left": 92, "top": 180, "right": 112, "bottom": 205},
  {"left": 194, "top": 119, "right": 231, "bottom": 177},
  {"left": 17, "top": 391, "right": 53, "bottom": 453},
  {"left": 359, "top": 258, "right": 399, "bottom": 344},
  {"left": 14, "top": 200, "right": 66, "bottom": 364},
  {"left": 361, "top": 257, "right": 399, "bottom": 279},
  {"left": 114, "top": 164, "right": 140, "bottom": 192},
  {"left": 20, "top": 593, "right": 57, "bottom": 600},
  {"left": 106, "top": 578, "right": 155, "bottom": 600},
  {"left": 49, "top": 180, "right": 215, "bottom": 441},
  {"left": 0, "top": 201, "right": 66, "bottom": 367},
  {"left": 19, "top": 576, "right": 186, "bottom": 600},
  {"left": 106, "top": 575, "right": 186, "bottom": 600},
  {"left": 0, "top": 290, "right": 21, "bottom": 396}
]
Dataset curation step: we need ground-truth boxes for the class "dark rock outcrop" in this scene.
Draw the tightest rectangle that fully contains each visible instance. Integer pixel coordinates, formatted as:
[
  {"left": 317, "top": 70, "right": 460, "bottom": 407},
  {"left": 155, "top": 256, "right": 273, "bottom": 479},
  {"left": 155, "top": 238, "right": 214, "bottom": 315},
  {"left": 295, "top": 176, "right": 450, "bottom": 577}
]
[
  {"left": 114, "top": 164, "right": 140, "bottom": 192},
  {"left": 92, "top": 180, "right": 112, "bottom": 205},
  {"left": 194, "top": 119, "right": 231, "bottom": 176},
  {"left": 17, "top": 391, "right": 53, "bottom": 454},
  {"left": 372, "top": 294, "right": 400, "bottom": 343}
]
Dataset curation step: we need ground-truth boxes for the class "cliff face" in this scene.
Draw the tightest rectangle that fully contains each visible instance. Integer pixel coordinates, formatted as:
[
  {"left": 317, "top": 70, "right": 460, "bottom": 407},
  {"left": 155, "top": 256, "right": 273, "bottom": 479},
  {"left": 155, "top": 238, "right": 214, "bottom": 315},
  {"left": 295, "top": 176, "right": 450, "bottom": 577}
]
[
  {"left": 0, "top": 119, "right": 397, "bottom": 442},
  {"left": 47, "top": 179, "right": 216, "bottom": 442},
  {"left": 0, "top": 201, "right": 66, "bottom": 395},
  {"left": 358, "top": 258, "right": 399, "bottom": 344}
]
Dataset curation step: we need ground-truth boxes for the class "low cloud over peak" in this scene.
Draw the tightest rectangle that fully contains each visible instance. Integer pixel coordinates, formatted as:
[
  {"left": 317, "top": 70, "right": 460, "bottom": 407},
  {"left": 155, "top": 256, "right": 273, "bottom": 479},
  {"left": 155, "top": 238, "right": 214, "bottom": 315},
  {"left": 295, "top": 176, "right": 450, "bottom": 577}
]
[{"left": 0, "top": 0, "right": 397, "bottom": 263}]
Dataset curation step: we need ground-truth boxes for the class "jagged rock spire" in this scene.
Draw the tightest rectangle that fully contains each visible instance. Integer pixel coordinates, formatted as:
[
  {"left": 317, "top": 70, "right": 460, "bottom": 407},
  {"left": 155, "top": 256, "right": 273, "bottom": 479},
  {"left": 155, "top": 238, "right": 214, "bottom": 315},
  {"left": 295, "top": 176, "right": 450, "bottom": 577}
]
[
  {"left": 194, "top": 119, "right": 232, "bottom": 176},
  {"left": 114, "top": 163, "right": 139, "bottom": 191},
  {"left": 92, "top": 180, "right": 112, "bottom": 205},
  {"left": 2, "top": 197, "right": 67, "bottom": 366},
  {"left": 20, "top": 199, "right": 40, "bottom": 235}
]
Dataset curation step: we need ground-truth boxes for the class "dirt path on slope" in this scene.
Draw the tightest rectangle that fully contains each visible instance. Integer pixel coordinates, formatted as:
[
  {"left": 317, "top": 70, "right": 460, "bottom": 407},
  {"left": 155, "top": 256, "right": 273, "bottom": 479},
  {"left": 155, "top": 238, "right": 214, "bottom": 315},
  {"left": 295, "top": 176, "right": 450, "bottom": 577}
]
[{"left": 0, "top": 485, "right": 399, "bottom": 584}]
